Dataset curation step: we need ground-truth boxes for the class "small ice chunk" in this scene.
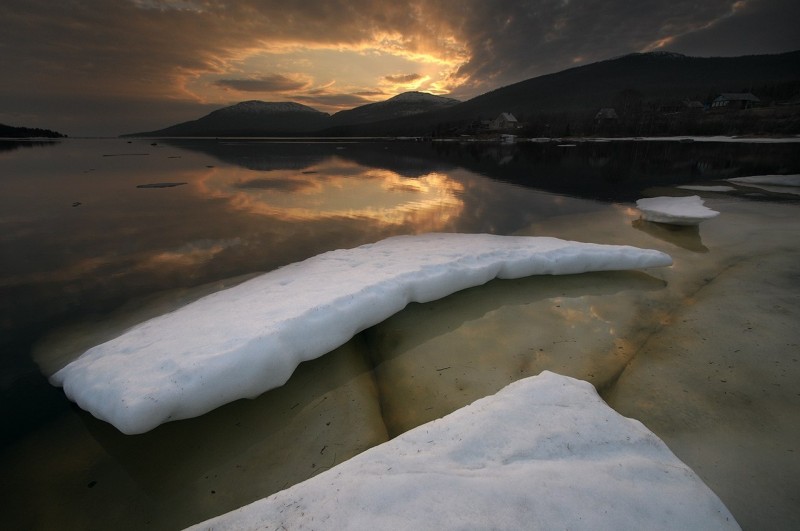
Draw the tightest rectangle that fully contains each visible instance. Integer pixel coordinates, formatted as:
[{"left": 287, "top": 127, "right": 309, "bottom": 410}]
[
  {"left": 51, "top": 233, "right": 672, "bottom": 434},
  {"left": 185, "top": 372, "right": 739, "bottom": 531},
  {"left": 636, "top": 195, "right": 720, "bottom": 225}
]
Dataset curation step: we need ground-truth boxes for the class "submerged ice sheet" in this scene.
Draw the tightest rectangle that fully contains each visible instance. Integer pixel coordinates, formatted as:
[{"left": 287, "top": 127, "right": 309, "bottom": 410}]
[
  {"left": 728, "top": 174, "right": 800, "bottom": 196},
  {"left": 187, "top": 372, "right": 738, "bottom": 531},
  {"left": 677, "top": 185, "right": 736, "bottom": 192},
  {"left": 636, "top": 195, "right": 720, "bottom": 225},
  {"left": 51, "top": 233, "right": 671, "bottom": 434},
  {"left": 728, "top": 174, "right": 800, "bottom": 187}
]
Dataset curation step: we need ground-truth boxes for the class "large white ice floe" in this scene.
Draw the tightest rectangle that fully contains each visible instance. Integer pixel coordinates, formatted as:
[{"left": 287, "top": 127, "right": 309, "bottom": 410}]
[
  {"left": 51, "top": 233, "right": 672, "bottom": 434},
  {"left": 636, "top": 195, "right": 720, "bottom": 225},
  {"left": 186, "top": 372, "right": 739, "bottom": 531}
]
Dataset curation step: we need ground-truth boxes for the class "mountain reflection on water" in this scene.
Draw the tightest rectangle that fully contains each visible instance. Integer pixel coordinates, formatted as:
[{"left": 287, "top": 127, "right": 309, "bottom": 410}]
[{"left": 169, "top": 137, "right": 800, "bottom": 200}]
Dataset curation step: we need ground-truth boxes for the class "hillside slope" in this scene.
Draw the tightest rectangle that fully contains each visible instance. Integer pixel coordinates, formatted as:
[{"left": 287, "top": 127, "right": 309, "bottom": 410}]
[
  {"left": 125, "top": 101, "right": 331, "bottom": 137},
  {"left": 329, "top": 92, "right": 460, "bottom": 127},
  {"left": 329, "top": 50, "right": 800, "bottom": 136}
]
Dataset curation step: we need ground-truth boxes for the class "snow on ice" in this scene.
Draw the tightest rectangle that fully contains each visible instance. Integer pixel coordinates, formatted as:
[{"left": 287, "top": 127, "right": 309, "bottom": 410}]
[
  {"left": 51, "top": 233, "right": 672, "bottom": 434},
  {"left": 186, "top": 372, "right": 739, "bottom": 531},
  {"left": 636, "top": 195, "right": 720, "bottom": 225}
]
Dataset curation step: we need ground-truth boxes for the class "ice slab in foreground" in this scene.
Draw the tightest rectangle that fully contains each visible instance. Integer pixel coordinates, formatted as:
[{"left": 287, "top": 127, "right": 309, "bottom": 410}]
[
  {"left": 186, "top": 372, "right": 739, "bottom": 531},
  {"left": 51, "top": 233, "right": 672, "bottom": 434},
  {"left": 636, "top": 195, "right": 720, "bottom": 225}
]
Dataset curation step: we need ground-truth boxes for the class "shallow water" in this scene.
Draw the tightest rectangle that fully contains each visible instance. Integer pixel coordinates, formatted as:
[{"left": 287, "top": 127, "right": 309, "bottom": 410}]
[{"left": 1, "top": 138, "right": 799, "bottom": 530}]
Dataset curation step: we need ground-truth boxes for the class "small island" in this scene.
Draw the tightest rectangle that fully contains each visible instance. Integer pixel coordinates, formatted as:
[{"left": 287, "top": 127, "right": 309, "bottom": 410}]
[{"left": 0, "top": 123, "right": 66, "bottom": 138}]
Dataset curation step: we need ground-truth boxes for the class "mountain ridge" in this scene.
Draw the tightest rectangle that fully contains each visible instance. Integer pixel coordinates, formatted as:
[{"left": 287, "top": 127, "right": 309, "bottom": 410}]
[
  {"left": 212, "top": 100, "right": 324, "bottom": 115},
  {"left": 323, "top": 49, "right": 800, "bottom": 137},
  {"left": 122, "top": 50, "right": 800, "bottom": 137},
  {"left": 329, "top": 91, "right": 460, "bottom": 127},
  {"left": 124, "top": 91, "right": 461, "bottom": 137},
  {"left": 125, "top": 100, "right": 331, "bottom": 137}
]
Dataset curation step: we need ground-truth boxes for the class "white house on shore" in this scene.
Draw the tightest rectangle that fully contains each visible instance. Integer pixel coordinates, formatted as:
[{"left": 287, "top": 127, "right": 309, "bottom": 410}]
[
  {"left": 711, "top": 93, "right": 760, "bottom": 109},
  {"left": 594, "top": 108, "right": 619, "bottom": 123},
  {"left": 489, "top": 113, "right": 520, "bottom": 130}
]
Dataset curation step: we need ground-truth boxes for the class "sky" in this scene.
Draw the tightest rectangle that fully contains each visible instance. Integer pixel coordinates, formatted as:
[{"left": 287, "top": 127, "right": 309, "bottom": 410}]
[{"left": 1, "top": 0, "right": 798, "bottom": 137}]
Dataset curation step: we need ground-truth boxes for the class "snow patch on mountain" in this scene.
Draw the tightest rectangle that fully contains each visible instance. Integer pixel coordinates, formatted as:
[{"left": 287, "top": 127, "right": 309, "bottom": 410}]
[
  {"left": 216, "top": 100, "right": 326, "bottom": 115},
  {"left": 386, "top": 91, "right": 460, "bottom": 105}
]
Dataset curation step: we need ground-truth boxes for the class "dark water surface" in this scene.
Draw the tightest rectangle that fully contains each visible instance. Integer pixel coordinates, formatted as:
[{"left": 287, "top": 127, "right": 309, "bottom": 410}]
[{"left": 1, "top": 137, "right": 798, "bottom": 529}]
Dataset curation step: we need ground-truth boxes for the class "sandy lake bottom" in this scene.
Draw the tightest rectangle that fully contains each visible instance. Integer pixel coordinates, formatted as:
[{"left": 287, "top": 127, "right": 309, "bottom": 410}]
[{"left": 2, "top": 190, "right": 799, "bottom": 530}]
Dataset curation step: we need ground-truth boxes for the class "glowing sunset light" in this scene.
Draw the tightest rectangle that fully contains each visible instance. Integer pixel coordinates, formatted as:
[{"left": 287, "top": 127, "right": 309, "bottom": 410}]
[
  {"left": 1, "top": 0, "right": 796, "bottom": 135},
  {"left": 196, "top": 158, "right": 465, "bottom": 225},
  {"left": 178, "top": 29, "right": 468, "bottom": 113}
]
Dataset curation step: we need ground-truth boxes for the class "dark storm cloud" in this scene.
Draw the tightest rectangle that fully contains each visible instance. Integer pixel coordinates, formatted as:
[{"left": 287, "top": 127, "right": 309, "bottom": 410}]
[
  {"left": 444, "top": 0, "right": 745, "bottom": 95},
  {"left": 666, "top": 0, "right": 800, "bottom": 56},
  {"left": 294, "top": 93, "right": 373, "bottom": 108},
  {"left": 215, "top": 75, "right": 311, "bottom": 93},
  {"left": 443, "top": 0, "right": 800, "bottom": 97},
  {"left": 384, "top": 73, "right": 423, "bottom": 84}
]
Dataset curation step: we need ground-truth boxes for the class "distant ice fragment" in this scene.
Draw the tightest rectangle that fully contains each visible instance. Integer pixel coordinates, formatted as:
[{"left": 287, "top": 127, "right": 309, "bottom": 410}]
[
  {"left": 51, "top": 233, "right": 671, "bottom": 434},
  {"left": 186, "top": 372, "right": 739, "bottom": 531},
  {"left": 636, "top": 195, "right": 720, "bottom": 225}
]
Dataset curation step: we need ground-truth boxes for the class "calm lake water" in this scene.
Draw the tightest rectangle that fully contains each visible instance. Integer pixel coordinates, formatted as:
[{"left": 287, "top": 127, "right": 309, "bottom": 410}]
[{"left": 2, "top": 137, "right": 799, "bottom": 529}]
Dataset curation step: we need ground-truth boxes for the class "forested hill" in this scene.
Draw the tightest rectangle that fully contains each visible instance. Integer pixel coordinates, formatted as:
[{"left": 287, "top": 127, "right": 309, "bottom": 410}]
[
  {"left": 448, "top": 50, "right": 800, "bottom": 119},
  {"left": 0, "top": 123, "right": 66, "bottom": 138},
  {"left": 323, "top": 50, "right": 800, "bottom": 137}
]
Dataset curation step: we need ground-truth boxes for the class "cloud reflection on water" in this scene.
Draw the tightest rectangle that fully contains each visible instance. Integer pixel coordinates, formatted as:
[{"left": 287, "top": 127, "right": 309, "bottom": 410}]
[{"left": 197, "top": 156, "right": 465, "bottom": 226}]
